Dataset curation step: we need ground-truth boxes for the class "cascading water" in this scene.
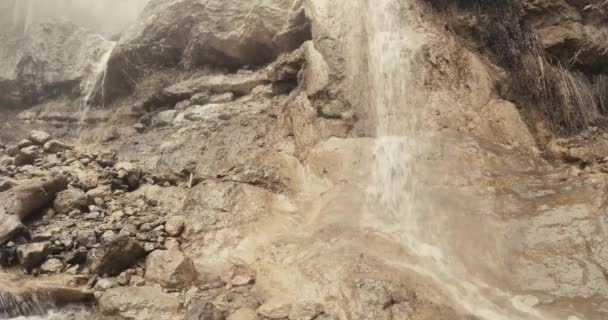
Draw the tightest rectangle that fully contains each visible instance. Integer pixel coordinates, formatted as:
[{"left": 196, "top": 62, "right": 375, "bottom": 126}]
[
  {"left": 364, "top": 1, "right": 556, "bottom": 319},
  {"left": 77, "top": 41, "right": 116, "bottom": 131},
  {"left": 0, "top": 291, "right": 54, "bottom": 319}
]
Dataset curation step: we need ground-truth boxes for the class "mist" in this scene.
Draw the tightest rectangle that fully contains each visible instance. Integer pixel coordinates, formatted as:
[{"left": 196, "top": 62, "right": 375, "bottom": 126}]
[{"left": 3, "top": 0, "right": 150, "bottom": 38}]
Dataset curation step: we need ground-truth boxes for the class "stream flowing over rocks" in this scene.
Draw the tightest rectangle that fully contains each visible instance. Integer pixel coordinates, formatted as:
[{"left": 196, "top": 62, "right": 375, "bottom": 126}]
[{"left": 2, "top": 0, "right": 608, "bottom": 319}]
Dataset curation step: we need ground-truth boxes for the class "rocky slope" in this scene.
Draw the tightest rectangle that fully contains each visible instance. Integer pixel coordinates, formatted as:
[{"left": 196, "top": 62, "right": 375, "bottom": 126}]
[{"left": 1, "top": 0, "right": 608, "bottom": 320}]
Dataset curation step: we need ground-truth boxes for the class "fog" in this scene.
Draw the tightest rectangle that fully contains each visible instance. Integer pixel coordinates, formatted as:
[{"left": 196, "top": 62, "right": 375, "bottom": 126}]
[{"left": 3, "top": 0, "right": 150, "bottom": 38}]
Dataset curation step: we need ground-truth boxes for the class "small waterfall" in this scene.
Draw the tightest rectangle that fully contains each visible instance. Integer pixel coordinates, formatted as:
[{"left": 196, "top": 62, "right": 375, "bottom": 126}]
[
  {"left": 0, "top": 290, "right": 55, "bottom": 319},
  {"left": 364, "top": 1, "right": 552, "bottom": 319},
  {"left": 78, "top": 41, "right": 116, "bottom": 131}
]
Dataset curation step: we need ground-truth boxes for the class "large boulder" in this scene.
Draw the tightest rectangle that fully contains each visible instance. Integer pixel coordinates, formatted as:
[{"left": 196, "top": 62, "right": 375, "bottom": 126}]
[
  {"left": 0, "top": 20, "right": 115, "bottom": 108},
  {"left": 102, "top": 0, "right": 312, "bottom": 102},
  {"left": 0, "top": 177, "right": 68, "bottom": 244},
  {"left": 87, "top": 236, "right": 145, "bottom": 276},
  {"left": 144, "top": 249, "right": 197, "bottom": 288},
  {"left": 99, "top": 286, "right": 182, "bottom": 320}
]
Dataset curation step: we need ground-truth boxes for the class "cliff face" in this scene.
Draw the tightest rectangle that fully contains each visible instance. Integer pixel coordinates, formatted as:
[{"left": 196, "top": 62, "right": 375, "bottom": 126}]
[{"left": 1, "top": 0, "right": 608, "bottom": 320}]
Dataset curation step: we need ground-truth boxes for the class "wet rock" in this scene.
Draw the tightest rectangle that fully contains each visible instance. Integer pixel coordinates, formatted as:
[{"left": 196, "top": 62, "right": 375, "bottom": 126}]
[
  {"left": 257, "top": 303, "right": 292, "bottom": 319},
  {"left": 16, "top": 242, "right": 51, "bottom": 270},
  {"left": 28, "top": 131, "right": 52, "bottom": 145},
  {"left": 165, "top": 216, "right": 185, "bottom": 237},
  {"left": 99, "top": 286, "right": 181, "bottom": 320},
  {"left": 186, "top": 301, "right": 225, "bottom": 320},
  {"left": 43, "top": 140, "right": 73, "bottom": 153},
  {"left": 289, "top": 303, "right": 323, "bottom": 320},
  {"left": 145, "top": 249, "right": 197, "bottom": 288},
  {"left": 88, "top": 236, "right": 145, "bottom": 276},
  {"left": 39, "top": 258, "right": 65, "bottom": 274},
  {"left": 54, "top": 188, "right": 90, "bottom": 215}
]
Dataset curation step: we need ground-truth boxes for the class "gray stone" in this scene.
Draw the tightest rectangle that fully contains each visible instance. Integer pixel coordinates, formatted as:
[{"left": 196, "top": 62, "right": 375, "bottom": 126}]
[
  {"left": 165, "top": 216, "right": 185, "bottom": 237},
  {"left": 28, "top": 131, "right": 51, "bottom": 145},
  {"left": 43, "top": 140, "right": 73, "bottom": 153},
  {"left": 39, "top": 258, "right": 65, "bottom": 274},
  {"left": 16, "top": 242, "right": 51, "bottom": 270},
  {"left": 88, "top": 236, "right": 145, "bottom": 276},
  {"left": 54, "top": 188, "right": 90, "bottom": 214},
  {"left": 145, "top": 249, "right": 197, "bottom": 288}
]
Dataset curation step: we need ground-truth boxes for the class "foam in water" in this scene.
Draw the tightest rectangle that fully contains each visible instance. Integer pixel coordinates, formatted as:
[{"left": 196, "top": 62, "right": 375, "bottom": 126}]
[{"left": 363, "top": 1, "right": 555, "bottom": 319}]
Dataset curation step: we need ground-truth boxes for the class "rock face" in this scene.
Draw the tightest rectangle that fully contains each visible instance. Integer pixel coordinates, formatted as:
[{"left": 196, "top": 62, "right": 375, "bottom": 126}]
[
  {"left": 87, "top": 236, "right": 145, "bottom": 276},
  {"left": 144, "top": 249, "right": 197, "bottom": 288},
  {"left": 102, "top": 0, "right": 312, "bottom": 101},
  {"left": 0, "top": 21, "right": 115, "bottom": 108},
  {"left": 523, "top": 0, "right": 608, "bottom": 71}
]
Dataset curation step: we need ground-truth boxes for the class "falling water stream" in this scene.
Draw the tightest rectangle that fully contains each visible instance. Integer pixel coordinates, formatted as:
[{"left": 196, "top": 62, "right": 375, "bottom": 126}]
[
  {"left": 77, "top": 41, "right": 117, "bottom": 132},
  {"left": 364, "top": 1, "right": 556, "bottom": 319}
]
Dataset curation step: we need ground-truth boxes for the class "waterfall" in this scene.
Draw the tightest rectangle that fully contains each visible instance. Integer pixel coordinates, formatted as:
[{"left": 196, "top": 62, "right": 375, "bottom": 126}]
[
  {"left": 0, "top": 290, "right": 54, "bottom": 319},
  {"left": 364, "top": 1, "right": 553, "bottom": 319},
  {"left": 78, "top": 41, "right": 116, "bottom": 130}
]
